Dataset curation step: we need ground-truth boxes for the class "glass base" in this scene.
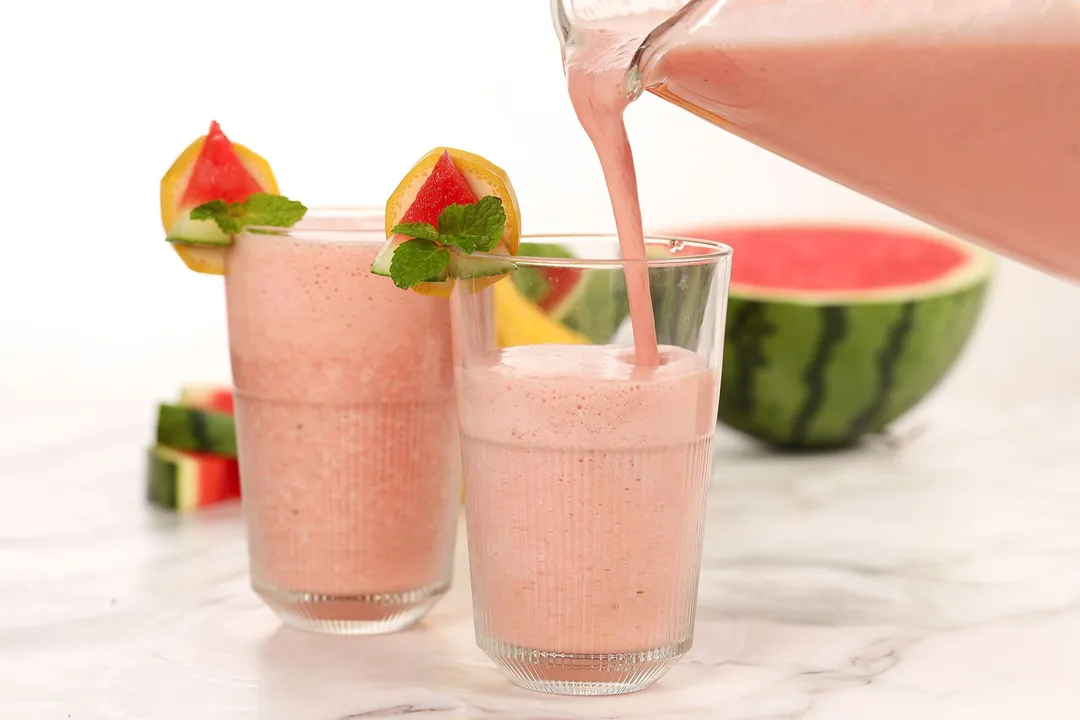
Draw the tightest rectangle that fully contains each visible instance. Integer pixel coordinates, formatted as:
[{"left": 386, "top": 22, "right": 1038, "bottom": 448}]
[
  {"left": 477, "top": 635, "right": 690, "bottom": 696},
  {"left": 254, "top": 580, "right": 450, "bottom": 635}
]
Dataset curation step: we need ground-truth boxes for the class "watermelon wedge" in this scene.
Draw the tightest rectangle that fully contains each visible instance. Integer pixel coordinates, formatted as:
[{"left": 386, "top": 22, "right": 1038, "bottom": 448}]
[
  {"left": 508, "top": 242, "right": 629, "bottom": 344},
  {"left": 148, "top": 385, "right": 240, "bottom": 511},
  {"left": 396, "top": 150, "right": 479, "bottom": 226},
  {"left": 508, "top": 242, "right": 703, "bottom": 346},
  {"left": 179, "top": 122, "right": 264, "bottom": 209},
  {"left": 147, "top": 445, "right": 241, "bottom": 512},
  {"left": 512, "top": 242, "right": 580, "bottom": 311},
  {"left": 682, "top": 224, "right": 993, "bottom": 449}
]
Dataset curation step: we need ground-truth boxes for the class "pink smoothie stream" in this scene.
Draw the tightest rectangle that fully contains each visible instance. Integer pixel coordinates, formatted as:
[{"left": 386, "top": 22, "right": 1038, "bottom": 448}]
[
  {"left": 225, "top": 214, "right": 459, "bottom": 629},
  {"left": 458, "top": 343, "right": 718, "bottom": 655},
  {"left": 567, "top": 35, "right": 660, "bottom": 366}
]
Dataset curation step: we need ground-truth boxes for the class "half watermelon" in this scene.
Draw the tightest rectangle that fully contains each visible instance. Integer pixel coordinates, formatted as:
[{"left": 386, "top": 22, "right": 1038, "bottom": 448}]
[{"left": 680, "top": 224, "right": 994, "bottom": 449}]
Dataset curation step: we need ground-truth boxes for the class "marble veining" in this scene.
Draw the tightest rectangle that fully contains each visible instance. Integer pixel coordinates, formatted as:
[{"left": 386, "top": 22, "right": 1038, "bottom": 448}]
[{"left": 4, "top": 398, "right": 1080, "bottom": 719}]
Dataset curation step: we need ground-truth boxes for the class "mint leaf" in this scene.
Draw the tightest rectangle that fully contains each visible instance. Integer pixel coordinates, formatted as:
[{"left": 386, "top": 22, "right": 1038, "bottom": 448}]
[
  {"left": 437, "top": 196, "right": 505, "bottom": 251},
  {"left": 188, "top": 193, "right": 307, "bottom": 236},
  {"left": 376, "top": 194, "right": 513, "bottom": 292},
  {"left": 190, "top": 200, "right": 245, "bottom": 234},
  {"left": 439, "top": 234, "right": 477, "bottom": 253},
  {"left": 391, "top": 222, "right": 442, "bottom": 242},
  {"left": 389, "top": 239, "right": 450, "bottom": 289},
  {"left": 189, "top": 200, "right": 228, "bottom": 221},
  {"left": 241, "top": 193, "right": 307, "bottom": 227}
]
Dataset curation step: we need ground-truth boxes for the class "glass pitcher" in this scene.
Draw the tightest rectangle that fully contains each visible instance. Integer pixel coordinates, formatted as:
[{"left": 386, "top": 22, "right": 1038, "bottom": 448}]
[{"left": 552, "top": 0, "right": 1080, "bottom": 281}]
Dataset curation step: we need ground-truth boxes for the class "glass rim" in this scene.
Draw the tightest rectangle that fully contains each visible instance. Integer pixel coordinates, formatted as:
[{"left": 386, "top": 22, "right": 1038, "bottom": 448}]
[
  {"left": 243, "top": 206, "right": 385, "bottom": 241},
  {"left": 475, "top": 233, "right": 732, "bottom": 269},
  {"left": 242, "top": 219, "right": 734, "bottom": 265}
]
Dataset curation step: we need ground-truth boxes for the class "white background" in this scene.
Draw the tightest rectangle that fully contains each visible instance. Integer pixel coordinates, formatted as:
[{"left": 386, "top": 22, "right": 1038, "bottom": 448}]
[{"left": 0, "top": 0, "right": 1077, "bottom": 419}]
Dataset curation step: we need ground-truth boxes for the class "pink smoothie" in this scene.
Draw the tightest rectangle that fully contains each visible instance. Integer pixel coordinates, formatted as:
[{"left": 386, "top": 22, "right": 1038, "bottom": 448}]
[
  {"left": 225, "top": 213, "right": 458, "bottom": 622},
  {"left": 458, "top": 343, "right": 718, "bottom": 654}
]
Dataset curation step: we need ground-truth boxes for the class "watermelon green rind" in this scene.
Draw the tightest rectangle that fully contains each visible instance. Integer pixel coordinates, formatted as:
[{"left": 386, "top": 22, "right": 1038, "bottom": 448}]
[
  {"left": 719, "top": 235, "right": 993, "bottom": 449},
  {"left": 552, "top": 269, "right": 630, "bottom": 344},
  {"left": 147, "top": 445, "right": 241, "bottom": 512},
  {"left": 147, "top": 446, "right": 183, "bottom": 510},
  {"left": 156, "top": 404, "right": 237, "bottom": 457}
]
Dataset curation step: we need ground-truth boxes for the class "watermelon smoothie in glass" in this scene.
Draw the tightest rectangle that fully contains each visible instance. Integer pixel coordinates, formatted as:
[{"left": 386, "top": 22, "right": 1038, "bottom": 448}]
[
  {"left": 225, "top": 208, "right": 459, "bottom": 634},
  {"left": 450, "top": 235, "right": 731, "bottom": 695}
]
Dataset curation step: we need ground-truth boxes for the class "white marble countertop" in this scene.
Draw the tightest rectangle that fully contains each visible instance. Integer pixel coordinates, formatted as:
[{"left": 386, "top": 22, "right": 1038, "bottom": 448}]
[{"left": 4, "top": 260, "right": 1080, "bottom": 719}]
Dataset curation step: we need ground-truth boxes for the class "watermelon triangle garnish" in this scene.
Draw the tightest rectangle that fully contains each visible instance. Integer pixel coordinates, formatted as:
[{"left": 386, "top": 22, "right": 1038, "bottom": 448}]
[
  {"left": 181, "top": 121, "right": 264, "bottom": 207},
  {"left": 399, "top": 151, "right": 478, "bottom": 228},
  {"left": 371, "top": 152, "right": 481, "bottom": 279}
]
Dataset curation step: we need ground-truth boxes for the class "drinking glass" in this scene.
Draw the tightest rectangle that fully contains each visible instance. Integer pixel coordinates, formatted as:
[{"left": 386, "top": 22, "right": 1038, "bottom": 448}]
[
  {"left": 450, "top": 234, "right": 732, "bottom": 694},
  {"left": 225, "top": 208, "right": 459, "bottom": 634}
]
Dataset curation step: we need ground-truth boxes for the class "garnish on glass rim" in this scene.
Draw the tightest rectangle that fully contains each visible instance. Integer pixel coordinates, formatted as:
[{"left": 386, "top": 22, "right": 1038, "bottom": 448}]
[
  {"left": 160, "top": 121, "right": 283, "bottom": 274},
  {"left": 189, "top": 193, "right": 308, "bottom": 236},
  {"left": 388, "top": 196, "right": 509, "bottom": 290}
]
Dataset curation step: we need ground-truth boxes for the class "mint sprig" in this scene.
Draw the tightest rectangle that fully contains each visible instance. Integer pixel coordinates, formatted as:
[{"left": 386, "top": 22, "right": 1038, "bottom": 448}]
[
  {"left": 435, "top": 195, "right": 505, "bottom": 251},
  {"left": 386, "top": 196, "right": 506, "bottom": 290},
  {"left": 389, "top": 239, "right": 450, "bottom": 289},
  {"left": 390, "top": 223, "right": 442, "bottom": 243},
  {"left": 191, "top": 193, "right": 307, "bottom": 235}
]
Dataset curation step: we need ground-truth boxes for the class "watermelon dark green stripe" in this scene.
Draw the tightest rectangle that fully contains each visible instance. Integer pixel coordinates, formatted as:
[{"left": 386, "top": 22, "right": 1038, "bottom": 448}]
[
  {"left": 724, "top": 301, "right": 774, "bottom": 420},
  {"left": 846, "top": 302, "right": 916, "bottom": 438},
  {"left": 790, "top": 307, "right": 849, "bottom": 446},
  {"left": 156, "top": 404, "right": 237, "bottom": 456},
  {"left": 718, "top": 279, "right": 990, "bottom": 449}
]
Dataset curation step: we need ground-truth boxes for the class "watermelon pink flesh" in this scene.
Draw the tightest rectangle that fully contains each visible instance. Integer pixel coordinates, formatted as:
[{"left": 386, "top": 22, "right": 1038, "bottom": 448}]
[
  {"left": 181, "top": 121, "right": 263, "bottom": 206},
  {"left": 184, "top": 387, "right": 235, "bottom": 414},
  {"left": 688, "top": 226, "right": 968, "bottom": 291},
  {"left": 206, "top": 391, "right": 234, "bottom": 414},
  {"left": 535, "top": 268, "right": 580, "bottom": 311},
  {"left": 400, "top": 151, "right": 478, "bottom": 227},
  {"left": 191, "top": 451, "right": 241, "bottom": 505}
]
